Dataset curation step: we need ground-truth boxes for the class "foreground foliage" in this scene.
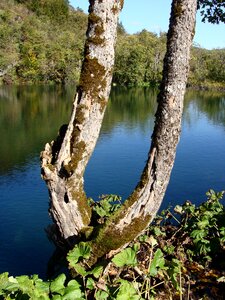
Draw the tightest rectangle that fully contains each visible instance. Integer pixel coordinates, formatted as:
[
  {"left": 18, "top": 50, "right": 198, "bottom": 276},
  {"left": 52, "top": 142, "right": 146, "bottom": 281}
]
[{"left": 1, "top": 190, "right": 225, "bottom": 299}]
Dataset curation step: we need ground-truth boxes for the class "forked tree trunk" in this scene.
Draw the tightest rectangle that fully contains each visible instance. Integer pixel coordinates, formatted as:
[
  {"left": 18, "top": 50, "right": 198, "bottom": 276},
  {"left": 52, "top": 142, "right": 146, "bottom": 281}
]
[
  {"left": 41, "top": 0, "right": 197, "bottom": 261},
  {"left": 41, "top": 0, "right": 123, "bottom": 241},
  {"left": 88, "top": 0, "right": 197, "bottom": 262}
]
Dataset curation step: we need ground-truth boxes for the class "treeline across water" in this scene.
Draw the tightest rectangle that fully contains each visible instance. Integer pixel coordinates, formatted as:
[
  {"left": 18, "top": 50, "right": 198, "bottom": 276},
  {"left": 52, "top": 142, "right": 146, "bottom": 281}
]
[{"left": 0, "top": 0, "right": 225, "bottom": 89}]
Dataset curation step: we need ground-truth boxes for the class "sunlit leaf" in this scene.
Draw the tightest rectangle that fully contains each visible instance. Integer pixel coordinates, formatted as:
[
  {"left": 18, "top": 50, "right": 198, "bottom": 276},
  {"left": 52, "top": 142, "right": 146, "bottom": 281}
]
[
  {"left": 112, "top": 248, "right": 137, "bottom": 267},
  {"left": 89, "top": 266, "right": 103, "bottom": 279},
  {"left": 74, "top": 264, "right": 87, "bottom": 277},
  {"left": 86, "top": 277, "right": 95, "bottom": 290},
  {"left": 95, "top": 290, "right": 109, "bottom": 300},
  {"left": 67, "top": 242, "right": 91, "bottom": 268},
  {"left": 149, "top": 249, "right": 165, "bottom": 276},
  {"left": 50, "top": 274, "right": 66, "bottom": 295},
  {"left": 116, "top": 280, "right": 139, "bottom": 300}
]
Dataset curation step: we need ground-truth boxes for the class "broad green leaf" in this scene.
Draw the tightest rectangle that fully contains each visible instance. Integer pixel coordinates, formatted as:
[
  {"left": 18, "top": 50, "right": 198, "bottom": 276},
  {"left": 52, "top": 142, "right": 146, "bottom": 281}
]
[
  {"left": 67, "top": 242, "right": 91, "bottom": 268},
  {"left": 174, "top": 205, "right": 183, "bottom": 214},
  {"left": 112, "top": 248, "right": 137, "bottom": 267},
  {"left": 148, "top": 236, "right": 158, "bottom": 247},
  {"left": 139, "top": 234, "right": 148, "bottom": 242},
  {"left": 133, "top": 243, "right": 140, "bottom": 252},
  {"left": 0, "top": 273, "right": 16, "bottom": 292},
  {"left": 153, "top": 227, "right": 166, "bottom": 237},
  {"left": 149, "top": 249, "right": 165, "bottom": 276},
  {"left": 190, "top": 229, "right": 206, "bottom": 240},
  {"left": 101, "top": 199, "right": 112, "bottom": 212},
  {"left": 9, "top": 275, "right": 34, "bottom": 295},
  {"left": 89, "top": 266, "right": 103, "bottom": 278},
  {"left": 95, "top": 206, "right": 108, "bottom": 217},
  {"left": 35, "top": 279, "right": 50, "bottom": 294},
  {"left": 197, "top": 219, "right": 209, "bottom": 229},
  {"left": 67, "top": 279, "right": 81, "bottom": 289},
  {"left": 52, "top": 295, "right": 62, "bottom": 300},
  {"left": 32, "top": 288, "right": 51, "bottom": 300},
  {"left": 0, "top": 272, "right": 9, "bottom": 285},
  {"left": 217, "top": 276, "right": 225, "bottom": 283},
  {"left": 74, "top": 264, "right": 87, "bottom": 277},
  {"left": 50, "top": 274, "right": 66, "bottom": 295},
  {"left": 197, "top": 240, "right": 210, "bottom": 255},
  {"left": 95, "top": 290, "right": 109, "bottom": 300},
  {"left": 163, "top": 245, "right": 175, "bottom": 255},
  {"left": 116, "top": 280, "right": 139, "bottom": 300},
  {"left": 62, "top": 286, "right": 83, "bottom": 299},
  {"left": 167, "top": 259, "right": 182, "bottom": 290},
  {"left": 1, "top": 280, "right": 20, "bottom": 293},
  {"left": 86, "top": 277, "right": 95, "bottom": 290}
]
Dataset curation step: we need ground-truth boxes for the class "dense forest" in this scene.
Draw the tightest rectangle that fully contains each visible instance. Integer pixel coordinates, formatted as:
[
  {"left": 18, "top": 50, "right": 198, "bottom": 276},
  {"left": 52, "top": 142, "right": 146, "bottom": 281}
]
[{"left": 0, "top": 0, "right": 225, "bottom": 89}]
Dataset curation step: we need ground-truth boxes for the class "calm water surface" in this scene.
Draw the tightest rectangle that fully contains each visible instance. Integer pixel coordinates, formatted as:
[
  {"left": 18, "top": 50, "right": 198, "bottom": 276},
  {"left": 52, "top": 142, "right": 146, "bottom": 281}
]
[{"left": 0, "top": 86, "right": 225, "bottom": 278}]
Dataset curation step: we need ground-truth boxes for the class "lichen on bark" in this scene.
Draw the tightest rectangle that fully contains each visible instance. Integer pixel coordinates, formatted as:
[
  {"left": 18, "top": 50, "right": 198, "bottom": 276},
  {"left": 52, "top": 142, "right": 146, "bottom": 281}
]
[
  {"left": 41, "top": 0, "right": 122, "bottom": 242},
  {"left": 79, "top": 56, "right": 107, "bottom": 100}
]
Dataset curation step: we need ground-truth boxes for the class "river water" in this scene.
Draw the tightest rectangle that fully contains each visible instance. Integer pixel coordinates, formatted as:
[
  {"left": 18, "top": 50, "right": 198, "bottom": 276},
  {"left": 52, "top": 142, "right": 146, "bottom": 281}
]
[{"left": 0, "top": 85, "right": 224, "bottom": 278}]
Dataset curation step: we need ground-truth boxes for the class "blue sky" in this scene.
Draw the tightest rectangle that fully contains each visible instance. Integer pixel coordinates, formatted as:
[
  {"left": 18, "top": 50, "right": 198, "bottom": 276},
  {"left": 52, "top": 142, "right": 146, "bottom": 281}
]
[{"left": 70, "top": 0, "right": 225, "bottom": 49}]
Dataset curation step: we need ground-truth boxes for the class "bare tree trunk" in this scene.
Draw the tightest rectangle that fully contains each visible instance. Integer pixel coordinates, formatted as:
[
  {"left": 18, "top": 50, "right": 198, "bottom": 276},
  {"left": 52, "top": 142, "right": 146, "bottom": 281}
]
[
  {"left": 88, "top": 0, "right": 197, "bottom": 262},
  {"left": 41, "top": 0, "right": 123, "bottom": 242}
]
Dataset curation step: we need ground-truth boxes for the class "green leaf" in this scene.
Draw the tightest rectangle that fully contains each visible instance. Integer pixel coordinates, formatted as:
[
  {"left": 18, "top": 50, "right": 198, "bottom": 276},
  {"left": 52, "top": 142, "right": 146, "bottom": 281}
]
[
  {"left": 50, "top": 274, "right": 66, "bottom": 295},
  {"left": 112, "top": 248, "right": 137, "bottom": 267},
  {"left": 167, "top": 259, "right": 182, "bottom": 290},
  {"left": 139, "top": 234, "right": 148, "bottom": 242},
  {"left": 67, "top": 242, "right": 91, "bottom": 268},
  {"left": 89, "top": 266, "right": 103, "bottom": 278},
  {"left": 74, "top": 264, "right": 87, "bottom": 277},
  {"left": 153, "top": 227, "right": 166, "bottom": 237},
  {"left": 174, "top": 205, "right": 183, "bottom": 214},
  {"left": 217, "top": 276, "right": 225, "bottom": 283},
  {"left": 95, "top": 290, "right": 109, "bottom": 300},
  {"left": 86, "top": 278, "right": 95, "bottom": 290},
  {"left": 197, "top": 219, "right": 209, "bottom": 229},
  {"left": 197, "top": 240, "right": 210, "bottom": 255},
  {"left": 35, "top": 279, "right": 50, "bottom": 294},
  {"left": 95, "top": 206, "right": 108, "bottom": 218},
  {"left": 52, "top": 295, "right": 62, "bottom": 300},
  {"left": 116, "top": 280, "right": 139, "bottom": 300},
  {"left": 1, "top": 275, "right": 19, "bottom": 293},
  {"left": 190, "top": 229, "right": 206, "bottom": 240},
  {"left": 62, "top": 286, "right": 83, "bottom": 299},
  {"left": 163, "top": 245, "right": 175, "bottom": 255},
  {"left": 0, "top": 272, "right": 9, "bottom": 284},
  {"left": 147, "top": 236, "right": 158, "bottom": 247},
  {"left": 149, "top": 249, "right": 165, "bottom": 276},
  {"left": 0, "top": 272, "right": 11, "bottom": 292},
  {"left": 67, "top": 279, "right": 81, "bottom": 289},
  {"left": 220, "top": 227, "right": 225, "bottom": 236},
  {"left": 15, "top": 275, "right": 35, "bottom": 295}
]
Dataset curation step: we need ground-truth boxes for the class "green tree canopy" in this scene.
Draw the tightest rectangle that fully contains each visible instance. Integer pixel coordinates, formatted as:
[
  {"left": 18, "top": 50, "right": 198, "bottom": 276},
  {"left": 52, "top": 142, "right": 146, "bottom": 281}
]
[{"left": 197, "top": 0, "right": 225, "bottom": 23}]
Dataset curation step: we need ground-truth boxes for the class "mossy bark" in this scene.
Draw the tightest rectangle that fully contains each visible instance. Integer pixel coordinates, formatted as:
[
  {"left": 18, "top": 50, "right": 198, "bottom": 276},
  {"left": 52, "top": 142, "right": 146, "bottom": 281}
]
[
  {"left": 86, "top": 0, "right": 197, "bottom": 264},
  {"left": 41, "top": 0, "right": 197, "bottom": 263},
  {"left": 40, "top": 0, "right": 123, "bottom": 242}
]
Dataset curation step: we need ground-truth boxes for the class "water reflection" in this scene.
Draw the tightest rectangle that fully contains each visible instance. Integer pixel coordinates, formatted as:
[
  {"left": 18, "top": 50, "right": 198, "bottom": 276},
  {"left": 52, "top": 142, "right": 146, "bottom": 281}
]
[
  {"left": 0, "top": 85, "right": 74, "bottom": 174},
  {"left": 0, "top": 85, "right": 225, "bottom": 277},
  {"left": 103, "top": 87, "right": 158, "bottom": 133},
  {"left": 185, "top": 90, "right": 225, "bottom": 127},
  {"left": 1, "top": 86, "right": 224, "bottom": 175}
]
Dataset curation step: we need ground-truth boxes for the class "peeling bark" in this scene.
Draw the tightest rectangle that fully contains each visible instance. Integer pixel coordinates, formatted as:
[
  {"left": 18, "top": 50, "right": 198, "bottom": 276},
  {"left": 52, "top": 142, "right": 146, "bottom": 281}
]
[
  {"left": 88, "top": 0, "right": 197, "bottom": 262},
  {"left": 41, "top": 0, "right": 123, "bottom": 241}
]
